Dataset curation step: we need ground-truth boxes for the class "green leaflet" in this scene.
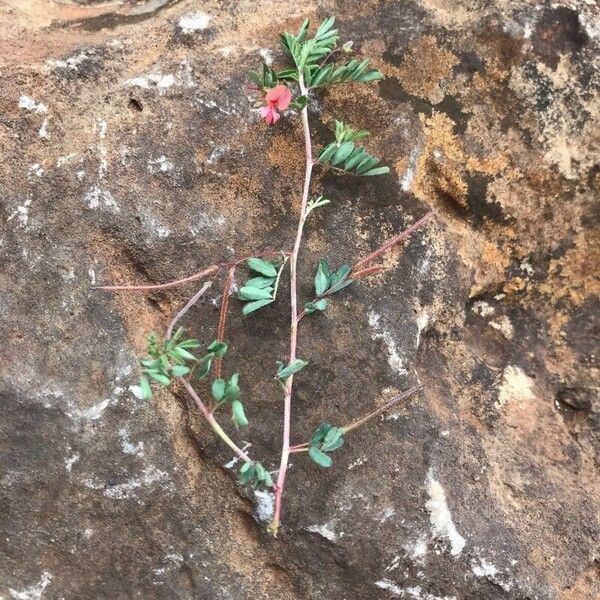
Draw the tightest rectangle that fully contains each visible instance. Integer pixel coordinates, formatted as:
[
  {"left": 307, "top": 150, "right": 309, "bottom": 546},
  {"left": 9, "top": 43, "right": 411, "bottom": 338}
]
[
  {"left": 242, "top": 298, "right": 274, "bottom": 315},
  {"left": 318, "top": 121, "right": 388, "bottom": 177},
  {"left": 308, "top": 422, "right": 345, "bottom": 467},
  {"left": 238, "top": 461, "right": 273, "bottom": 488},
  {"left": 246, "top": 258, "right": 278, "bottom": 277},
  {"left": 309, "top": 446, "right": 333, "bottom": 468},
  {"left": 277, "top": 359, "right": 308, "bottom": 380},
  {"left": 231, "top": 399, "right": 249, "bottom": 428}
]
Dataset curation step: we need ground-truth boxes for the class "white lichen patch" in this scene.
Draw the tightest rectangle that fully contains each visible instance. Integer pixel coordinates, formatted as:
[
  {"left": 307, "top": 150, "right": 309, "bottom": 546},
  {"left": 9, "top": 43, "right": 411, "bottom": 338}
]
[
  {"left": 127, "top": 73, "right": 175, "bottom": 94},
  {"left": 405, "top": 534, "right": 429, "bottom": 562},
  {"left": 368, "top": 311, "right": 407, "bottom": 375},
  {"left": 489, "top": 315, "right": 514, "bottom": 339},
  {"left": 7, "top": 199, "right": 32, "bottom": 229},
  {"left": 471, "top": 557, "right": 498, "bottom": 578},
  {"left": 85, "top": 186, "right": 119, "bottom": 211},
  {"left": 103, "top": 466, "right": 171, "bottom": 500},
  {"left": 497, "top": 365, "right": 535, "bottom": 407},
  {"left": 64, "top": 448, "right": 80, "bottom": 473},
  {"left": 253, "top": 489, "right": 274, "bottom": 522},
  {"left": 72, "top": 398, "right": 112, "bottom": 421},
  {"left": 46, "top": 51, "right": 91, "bottom": 71},
  {"left": 179, "top": 11, "right": 211, "bottom": 33},
  {"left": 147, "top": 156, "right": 174, "bottom": 174},
  {"left": 472, "top": 300, "right": 495, "bottom": 317},
  {"left": 401, "top": 146, "right": 420, "bottom": 191},
  {"left": 9, "top": 571, "right": 52, "bottom": 600},
  {"left": 415, "top": 311, "right": 430, "bottom": 348},
  {"left": 306, "top": 521, "right": 339, "bottom": 542},
  {"left": 18, "top": 95, "right": 48, "bottom": 114},
  {"left": 425, "top": 469, "right": 466, "bottom": 556},
  {"left": 118, "top": 428, "right": 145, "bottom": 458},
  {"left": 259, "top": 48, "right": 274, "bottom": 65},
  {"left": 374, "top": 579, "right": 403, "bottom": 596},
  {"left": 29, "top": 164, "right": 44, "bottom": 178}
]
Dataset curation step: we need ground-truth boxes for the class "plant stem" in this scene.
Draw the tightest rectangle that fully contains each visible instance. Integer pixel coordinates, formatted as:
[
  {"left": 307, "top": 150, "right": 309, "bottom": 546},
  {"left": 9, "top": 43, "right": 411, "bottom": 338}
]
[
  {"left": 97, "top": 250, "right": 288, "bottom": 292},
  {"left": 214, "top": 267, "right": 236, "bottom": 379},
  {"left": 166, "top": 281, "right": 212, "bottom": 339},
  {"left": 352, "top": 211, "right": 435, "bottom": 272},
  {"left": 179, "top": 377, "right": 252, "bottom": 463},
  {"left": 270, "top": 74, "right": 312, "bottom": 535},
  {"left": 289, "top": 385, "right": 422, "bottom": 451}
]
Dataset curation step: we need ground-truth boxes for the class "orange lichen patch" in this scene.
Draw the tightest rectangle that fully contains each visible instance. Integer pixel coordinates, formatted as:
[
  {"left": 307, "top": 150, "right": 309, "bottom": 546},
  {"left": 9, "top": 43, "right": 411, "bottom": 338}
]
[
  {"left": 412, "top": 112, "right": 468, "bottom": 208},
  {"left": 323, "top": 79, "right": 392, "bottom": 132},
  {"left": 267, "top": 130, "right": 305, "bottom": 179},
  {"left": 469, "top": 241, "right": 511, "bottom": 297},
  {"left": 539, "top": 230, "right": 600, "bottom": 305},
  {"left": 383, "top": 36, "right": 458, "bottom": 104},
  {"left": 411, "top": 112, "right": 510, "bottom": 212}
]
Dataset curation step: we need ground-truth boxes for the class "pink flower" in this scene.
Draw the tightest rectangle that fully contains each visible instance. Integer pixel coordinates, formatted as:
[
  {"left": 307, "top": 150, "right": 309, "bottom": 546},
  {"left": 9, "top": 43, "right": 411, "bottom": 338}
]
[{"left": 260, "top": 84, "right": 292, "bottom": 125}]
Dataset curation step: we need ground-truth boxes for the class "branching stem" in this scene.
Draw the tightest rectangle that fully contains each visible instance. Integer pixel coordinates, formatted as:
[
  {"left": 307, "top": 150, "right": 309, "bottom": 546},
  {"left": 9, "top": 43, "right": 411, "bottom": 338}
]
[
  {"left": 179, "top": 377, "right": 252, "bottom": 463},
  {"left": 270, "top": 74, "right": 312, "bottom": 535},
  {"left": 214, "top": 267, "right": 236, "bottom": 379},
  {"left": 288, "top": 385, "right": 422, "bottom": 452}
]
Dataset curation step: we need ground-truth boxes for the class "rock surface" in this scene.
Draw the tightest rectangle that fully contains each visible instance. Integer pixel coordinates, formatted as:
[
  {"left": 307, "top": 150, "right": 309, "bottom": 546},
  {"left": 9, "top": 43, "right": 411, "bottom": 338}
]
[{"left": 1, "top": 1, "right": 598, "bottom": 598}]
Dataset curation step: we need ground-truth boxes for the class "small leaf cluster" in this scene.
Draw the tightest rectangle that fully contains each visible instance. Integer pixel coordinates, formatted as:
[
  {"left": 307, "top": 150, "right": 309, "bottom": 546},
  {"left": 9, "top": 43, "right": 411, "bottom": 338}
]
[
  {"left": 308, "top": 423, "right": 345, "bottom": 467},
  {"left": 319, "top": 121, "right": 389, "bottom": 176},
  {"left": 138, "top": 330, "right": 227, "bottom": 400},
  {"left": 211, "top": 373, "right": 248, "bottom": 428},
  {"left": 238, "top": 257, "right": 286, "bottom": 315},
  {"left": 239, "top": 461, "right": 273, "bottom": 488},
  {"left": 305, "top": 195, "right": 330, "bottom": 217},
  {"left": 281, "top": 17, "right": 381, "bottom": 89},
  {"left": 247, "top": 63, "right": 298, "bottom": 89},
  {"left": 139, "top": 328, "right": 201, "bottom": 399},
  {"left": 305, "top": 260, "right": 353, "bottom": 314},
  {"left": 281, "top": 17, "right": 338, "bottom": 71},
  {"left": 303, "top": 57, "right": 382, "bottom": 88},
  {"left": 276, "top": 358, "right": 308, "bottom": 381}
]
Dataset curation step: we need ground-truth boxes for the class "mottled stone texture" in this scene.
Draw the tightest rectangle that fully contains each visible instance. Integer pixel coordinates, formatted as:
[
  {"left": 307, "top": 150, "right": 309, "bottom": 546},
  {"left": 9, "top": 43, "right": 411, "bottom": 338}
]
[{"left": 1, "top": 1, "right": 598, "bottom": 599}]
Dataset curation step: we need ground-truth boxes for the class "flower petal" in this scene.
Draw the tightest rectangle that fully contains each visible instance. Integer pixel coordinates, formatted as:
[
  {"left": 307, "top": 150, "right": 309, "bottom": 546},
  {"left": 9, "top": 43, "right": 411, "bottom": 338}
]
[{"left": 266, "top": 84, "right": 292, "bottom": 111}]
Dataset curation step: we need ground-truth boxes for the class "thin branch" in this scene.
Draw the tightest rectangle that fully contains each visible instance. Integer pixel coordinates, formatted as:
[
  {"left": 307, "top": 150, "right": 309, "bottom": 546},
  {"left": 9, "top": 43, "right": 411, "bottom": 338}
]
[
  {"left": 289, "top": 385, "right": 422, "bottom": 451},
  {"left": 270, "top": 73, "right": 313, "bottom": 536},
  {"left": 214, "top": 267, "right": 236, "bottom": 379},
  {"left": 96, "top": 250, "right": 289, "bottom": 292},
  {"left": 179, "top": 377, "right": 252, "bottom": 463},
  {"left": 166, "top": 281, "right": 212, "bottom": 339},
  {"left": 352, "top": 211, "right": 436, "bottom": 272}
]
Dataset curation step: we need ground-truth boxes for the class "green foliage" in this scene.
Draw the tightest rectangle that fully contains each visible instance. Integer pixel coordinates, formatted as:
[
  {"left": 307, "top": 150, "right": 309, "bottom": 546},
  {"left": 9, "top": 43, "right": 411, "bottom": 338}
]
[
  {"left": 308, "top": 422, "right": 345, "bottom": 467},
  {"left": 319, "top": 142, "right": 389, "bottom": 176},
  {"left": 333, "top": 120, "right": 369, "bottom": 144},
  {"left": 280, "top": 17, "right": 381, "bottom": 88},
  {"left": 303, "top": 58, "right": 382, "bottom": 88},
  {"left": 319, "top": 123, "right": 389, "bottom": 177},
  {"left": 304, "top": 298, "right": 328, "bottom": 315},
  {"left": 276, "top": 358, "right": 308, "bottom": 380},
  {"left": 247, "top": 63, "right": 298, "bottom": 89},
  {"left": 211, "top": 373, "right": 249, "bottom": 428},
  {"left": 138, "top": 328, "right": 202, "bottom": 400},
  {"left": 239, "top": 461, "right": 273, "bottom": 488},
  {"left": 304, "top": 260, "right": 352, "bottom": 315},
  {"left": 239, "top": 257, "right": 288, "bottom": 315},
  {"left": 138, "top": 331, "right": 229, "bottom": 401},
  {"left": 281, "top": 17, "right": 338, "bottom": 71},
  {"left": 305, "top": 195, "right": 330, "bottom": 217}
]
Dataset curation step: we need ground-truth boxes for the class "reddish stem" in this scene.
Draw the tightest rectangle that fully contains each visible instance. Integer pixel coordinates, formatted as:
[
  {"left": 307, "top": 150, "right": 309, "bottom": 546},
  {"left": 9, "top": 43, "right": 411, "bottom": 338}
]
[
  {"left": 96, "top": 250, "right": 288, "bottom": 292},
  {"left": 352, "top": 211, "right": 435, "bottom": 272},
  {"left": 166, "top": 281, "right": 212, "bottom": 339},
  {"left": 214, "top": 267, "right": 236, "bottom": 379},
  {"left": 288, "top": 385, "right": 422, "bottom": 451},
  {"left": 270, "top": 74, "right": 313, "bottom": 536}
]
